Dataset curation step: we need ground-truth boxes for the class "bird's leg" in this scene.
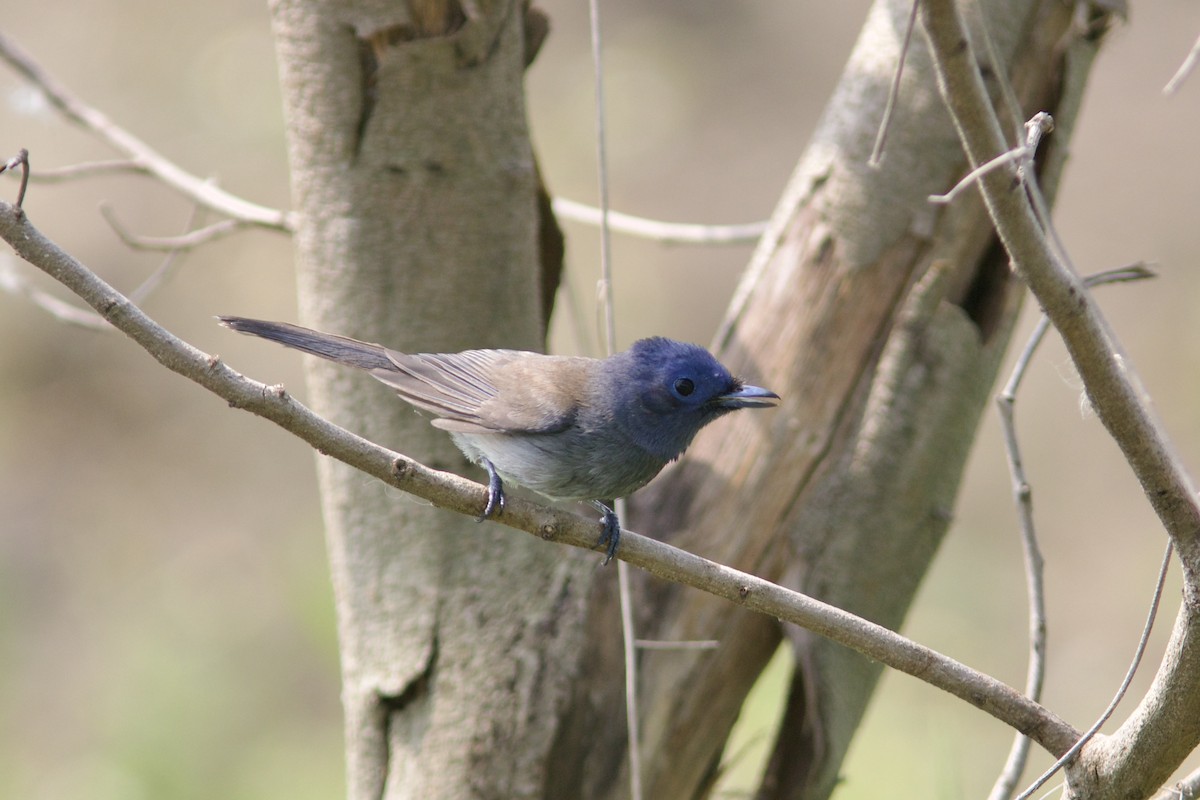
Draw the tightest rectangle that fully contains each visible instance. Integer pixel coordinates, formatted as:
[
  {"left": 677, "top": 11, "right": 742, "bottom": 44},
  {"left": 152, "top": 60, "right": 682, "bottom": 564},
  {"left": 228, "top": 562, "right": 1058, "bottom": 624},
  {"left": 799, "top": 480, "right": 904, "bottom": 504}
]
[
  {"left": 591, "top": 500, "right": 621, "bottom": 565},
  {"left": 478, "top": 458, "right": 506, "bottom": 522}
]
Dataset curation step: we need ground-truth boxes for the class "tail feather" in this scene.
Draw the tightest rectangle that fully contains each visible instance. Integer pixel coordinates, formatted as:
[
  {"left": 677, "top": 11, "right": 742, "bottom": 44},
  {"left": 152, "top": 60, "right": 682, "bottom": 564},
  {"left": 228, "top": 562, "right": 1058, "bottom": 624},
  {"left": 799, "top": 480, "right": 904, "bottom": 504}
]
[{"left": 217, "top": 316, "right": 397, "bottom": 371}]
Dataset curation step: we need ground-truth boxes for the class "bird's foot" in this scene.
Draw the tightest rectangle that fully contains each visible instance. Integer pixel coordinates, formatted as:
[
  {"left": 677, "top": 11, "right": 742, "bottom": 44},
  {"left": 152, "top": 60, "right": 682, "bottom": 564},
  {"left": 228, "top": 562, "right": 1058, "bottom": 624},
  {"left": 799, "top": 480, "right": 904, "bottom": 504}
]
[
  {"left": 591, "top": 500, "right": 621, "bottom": 565},
  {"left": 478, "top": 459, "right": 505, "bottom": 522}
]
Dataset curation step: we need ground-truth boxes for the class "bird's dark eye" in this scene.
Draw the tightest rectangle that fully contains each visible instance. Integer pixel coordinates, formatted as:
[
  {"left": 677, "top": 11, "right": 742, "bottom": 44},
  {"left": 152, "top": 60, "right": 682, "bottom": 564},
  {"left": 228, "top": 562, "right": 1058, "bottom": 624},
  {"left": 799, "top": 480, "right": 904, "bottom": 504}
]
[{"left": 673, "top": 378, "right": 695, "bottom": 397}]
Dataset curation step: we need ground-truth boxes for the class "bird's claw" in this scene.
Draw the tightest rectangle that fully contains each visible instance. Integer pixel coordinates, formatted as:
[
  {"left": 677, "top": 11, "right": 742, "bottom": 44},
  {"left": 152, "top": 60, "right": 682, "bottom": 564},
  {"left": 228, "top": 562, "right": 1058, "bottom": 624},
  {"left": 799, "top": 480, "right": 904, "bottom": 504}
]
[
  {"left": 592, "top": 501, "right": 621, "bottom": 565},
  {"left": 478, "top": 459, "right": 505, "bottom": 522}
]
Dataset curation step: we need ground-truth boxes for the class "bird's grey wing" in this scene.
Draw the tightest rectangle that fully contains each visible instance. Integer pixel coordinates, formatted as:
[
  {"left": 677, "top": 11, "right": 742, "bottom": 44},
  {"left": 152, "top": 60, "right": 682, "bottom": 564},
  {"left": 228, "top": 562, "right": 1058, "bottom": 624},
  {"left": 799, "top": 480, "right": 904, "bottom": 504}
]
[{"left": 369, "top": 350, "right": 592, "bottom": 434}]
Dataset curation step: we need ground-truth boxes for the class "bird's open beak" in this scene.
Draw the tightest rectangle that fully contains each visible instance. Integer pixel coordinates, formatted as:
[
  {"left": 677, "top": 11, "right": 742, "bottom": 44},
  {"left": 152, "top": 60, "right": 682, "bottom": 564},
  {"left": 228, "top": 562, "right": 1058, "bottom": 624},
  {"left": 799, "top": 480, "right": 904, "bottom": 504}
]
[{"left": 716, "top": 384, "right": 781, "bottom": 409}]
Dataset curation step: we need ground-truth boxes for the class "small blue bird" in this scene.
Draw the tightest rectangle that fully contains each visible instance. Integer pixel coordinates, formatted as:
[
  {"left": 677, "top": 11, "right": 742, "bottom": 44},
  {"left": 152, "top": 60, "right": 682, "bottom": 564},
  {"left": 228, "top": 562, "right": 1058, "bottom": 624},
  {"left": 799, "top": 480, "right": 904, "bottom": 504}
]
[{"left": 219, "top": 317, "right": 780, "bottom": 562}]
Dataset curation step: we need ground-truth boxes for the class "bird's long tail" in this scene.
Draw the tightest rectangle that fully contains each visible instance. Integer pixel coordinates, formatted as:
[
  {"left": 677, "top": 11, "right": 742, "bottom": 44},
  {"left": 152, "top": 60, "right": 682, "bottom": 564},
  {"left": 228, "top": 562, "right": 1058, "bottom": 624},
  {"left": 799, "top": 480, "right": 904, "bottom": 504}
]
[{"left": 217, "top": 316, "right": 397, "bottom": 371}]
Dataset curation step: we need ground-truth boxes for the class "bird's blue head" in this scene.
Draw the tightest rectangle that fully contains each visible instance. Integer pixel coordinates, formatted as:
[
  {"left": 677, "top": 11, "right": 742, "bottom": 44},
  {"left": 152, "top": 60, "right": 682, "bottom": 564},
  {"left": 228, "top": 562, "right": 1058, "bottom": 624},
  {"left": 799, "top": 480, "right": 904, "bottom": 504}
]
[{"left": 602, "top": 337, "right": 779, "bottom": 461}]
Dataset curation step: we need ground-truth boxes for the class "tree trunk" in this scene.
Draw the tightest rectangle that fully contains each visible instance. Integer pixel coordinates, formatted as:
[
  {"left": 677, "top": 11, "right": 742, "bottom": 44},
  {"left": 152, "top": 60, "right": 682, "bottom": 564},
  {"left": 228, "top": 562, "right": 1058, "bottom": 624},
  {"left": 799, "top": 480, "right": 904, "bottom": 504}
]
[
  {"left": 270, "top": 2, "right": 589, "bottom": 798},
  {"left": 550, "top": 2, "right": 1112, "bottom": 798},
  {"left": 269, "top": 0, "right": 1117, "bottom": 797}
]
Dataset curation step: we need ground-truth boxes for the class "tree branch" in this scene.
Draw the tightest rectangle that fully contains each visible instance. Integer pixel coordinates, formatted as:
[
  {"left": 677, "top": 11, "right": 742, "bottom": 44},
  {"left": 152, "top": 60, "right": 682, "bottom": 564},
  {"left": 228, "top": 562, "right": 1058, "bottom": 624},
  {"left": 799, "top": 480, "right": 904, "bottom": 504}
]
[
  {"left": 990, "top": 265, "right": 1156, "bottom": 800},
  {"left": 919, "top": 1, "right": 1200, "bottom": 796},
  {"left": 0, "top": 195, "right": 1081, "bottom": 758},
  {"left": 25, "top": 158, "right": 148, "bottom": 182},
  {"left": 100, "top": 204, "right": 250, "bottom": 252},
  {"left": 0, "top": 32, "right": 294, "bottom": 231},
  {"left": 1164, "top": 31, "right": 1200, "bottom": 95},
  {"left": 919, "top": 0, "right": 1200, "bottom": 576},
  {"left": 551, "top": 197, "right": 766, "bottom": 245}
]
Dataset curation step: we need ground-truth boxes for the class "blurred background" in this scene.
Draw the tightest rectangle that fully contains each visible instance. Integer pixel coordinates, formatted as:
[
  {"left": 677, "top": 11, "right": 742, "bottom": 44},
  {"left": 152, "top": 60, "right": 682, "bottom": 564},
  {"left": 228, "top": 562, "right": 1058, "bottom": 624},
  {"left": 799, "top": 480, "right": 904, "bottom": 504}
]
[{"left": 1, "top": 1, "right": 1199, "bottom": 797}]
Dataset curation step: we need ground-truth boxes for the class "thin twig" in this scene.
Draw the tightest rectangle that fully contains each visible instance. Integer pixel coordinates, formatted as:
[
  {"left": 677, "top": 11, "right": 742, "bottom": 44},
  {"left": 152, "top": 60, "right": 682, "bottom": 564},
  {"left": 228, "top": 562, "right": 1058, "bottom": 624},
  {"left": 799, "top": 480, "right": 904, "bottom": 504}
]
[
  {"left": 0, "top": 149, "right": 31, "bottom": 209},
  {"left": 24, "top": 158, "right": 149, "bottom": 182},
  {"left": 989, "top": 265, "right": 1155, "bottom": 800},
  {"left": 0, "top": 195, "right": 1084, "bottom": 800},
  {"left": 967, "top": 1, "right": 1027, "bottom": 144},
  {"left": 616, "top": 537, "right": 642, "bottom": 799},
  {"left": 934, "top": 112, "right": 1052, "bottom": 212},
  {"left": 126, "top": 204, "right": 207, "bottom": 305},
  {"left": 101, "top": 203, "right": 247, "bottom": 252},
  {"left": 928, "top": 145, "right": 1030, "bottom": 205},
  {"left": 990, "top": 314, "right": 1052, "bottom": 800},
  {"left": 0, "top": 187, "right": 249, "bottom": 325},
  {"left": 584, "top": 1, "right": 641, "bottom": 796},
  {"left": 1015, "top": 540, "right": 1175, "bottom": 800},
  {"left": 1163, "top": 32, "right": 1200, "bottom": 95},
  {"left": 552, "top": 198, "right": 766, "bottom": 246},
  {"left": 587, "top": 4, "right": 616, "bottom": 358},
  {"left": 1016, "top": 115, "right": 1084, "bottom": 297},
  {"left": 0, "top": 32, "right": 293, "bottom": 231},
  {"left": 869, "top": 0, "right": 919, "bottom": 167}
]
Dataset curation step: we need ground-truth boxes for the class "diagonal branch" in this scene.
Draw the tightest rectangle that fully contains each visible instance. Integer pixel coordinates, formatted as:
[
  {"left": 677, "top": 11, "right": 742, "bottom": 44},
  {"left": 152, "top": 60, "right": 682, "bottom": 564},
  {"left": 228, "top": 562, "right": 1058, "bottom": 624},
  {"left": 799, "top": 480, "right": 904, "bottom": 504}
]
[
  {"left": 1164, "top": 32, "right": 1200, "bottom": 95},
  {"left": 918, "top": 0, "right": 1200, "bottom": 574},
  {"left": 0, "top": 195, "right": 1081, "bottom": 759},
  {"left": 0, "top": 32, "right": 294, "bottom": 231},
  {"left": 920, "top": 1, "right": 1200, "bottom": 797}
]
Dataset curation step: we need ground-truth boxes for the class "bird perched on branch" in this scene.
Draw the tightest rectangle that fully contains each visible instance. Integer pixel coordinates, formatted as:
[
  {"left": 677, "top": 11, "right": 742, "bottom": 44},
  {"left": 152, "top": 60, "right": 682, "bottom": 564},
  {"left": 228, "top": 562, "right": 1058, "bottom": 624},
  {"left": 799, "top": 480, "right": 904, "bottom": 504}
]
[{"left": 218, "top": 316, "right": 780, "bottom": 563}]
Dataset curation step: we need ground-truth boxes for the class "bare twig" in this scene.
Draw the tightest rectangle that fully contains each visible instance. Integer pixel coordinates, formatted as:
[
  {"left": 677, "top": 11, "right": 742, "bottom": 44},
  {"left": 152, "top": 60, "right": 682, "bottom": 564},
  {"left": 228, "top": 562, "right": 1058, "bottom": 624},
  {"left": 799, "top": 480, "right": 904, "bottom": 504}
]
[
  {"left": 584, "top": 0, "right": 642, "bottom": 794},
  {"left": 991, "top": 315, "right": 1053, "bottom": 800},
  {"left": 927, "top": 145, "right": 1029, "bottom": 205},
  {"left": 1015, "top": 541, "right": 1175, "bottom": 800},
  {"left": 0, "top": 32, "right": 293, "bottom": 231},
  {"left": 126, "top": 203, "right": 208, "bottom": 305},
  {"left": 869, "top": 0, "right": 920, "bottom": 167},
  {"left": 966, "top": 1, "right": 1027, "bottom": 144},
  {"left": 0, "top": 195, "right": 1082, "bottom": 762},
  {"left": 101, "top": 203, "right": 248, "bottom": 252},
  {"left": 989, "top": 265, "right": 1156, "bottom": 800},
  {"left": 1164, "top": 32, "right": 1200, "bottom": 95},
  {"left": 0, "top": 149, "right": 31, "bottom": 209},
  {"left": 25, "top": 159, "right": 148, "bottom": 182},
  {"left": 552, "top": 198, "right": 766, "bottom": 246},
  {"left": 929, "top": 114, "right": 1052, "bottom": 207}
]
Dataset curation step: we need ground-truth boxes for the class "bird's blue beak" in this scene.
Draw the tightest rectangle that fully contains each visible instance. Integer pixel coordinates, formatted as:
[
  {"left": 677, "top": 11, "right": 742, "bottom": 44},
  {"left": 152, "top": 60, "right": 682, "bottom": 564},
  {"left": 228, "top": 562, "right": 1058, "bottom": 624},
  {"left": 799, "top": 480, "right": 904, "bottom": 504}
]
[{"left": 715, "top": 384, "right": 780, "bottom": 409}]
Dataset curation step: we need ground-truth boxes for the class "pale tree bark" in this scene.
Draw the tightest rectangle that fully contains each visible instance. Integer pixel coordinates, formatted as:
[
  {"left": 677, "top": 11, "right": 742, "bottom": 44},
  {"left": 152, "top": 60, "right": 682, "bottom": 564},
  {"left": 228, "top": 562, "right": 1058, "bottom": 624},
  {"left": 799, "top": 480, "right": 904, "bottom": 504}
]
[
  {"left": 260, "top": 0, "right": 1164, "bottom": 799},
  {"left": 269, "top": 1, "right": 590, "bottom": 798}
]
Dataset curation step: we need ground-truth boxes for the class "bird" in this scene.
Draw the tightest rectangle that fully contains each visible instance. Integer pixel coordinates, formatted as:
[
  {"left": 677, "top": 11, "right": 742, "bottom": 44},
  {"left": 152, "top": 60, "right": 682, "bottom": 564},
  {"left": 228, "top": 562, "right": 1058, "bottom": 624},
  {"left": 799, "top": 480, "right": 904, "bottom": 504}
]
[{"left": 218, "top": 316, "right": 780, "bottom": 563}]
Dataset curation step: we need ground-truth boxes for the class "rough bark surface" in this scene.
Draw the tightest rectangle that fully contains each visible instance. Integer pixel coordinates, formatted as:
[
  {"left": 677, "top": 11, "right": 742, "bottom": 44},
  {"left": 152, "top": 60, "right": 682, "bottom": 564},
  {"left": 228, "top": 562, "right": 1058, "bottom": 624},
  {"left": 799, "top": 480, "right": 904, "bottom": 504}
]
[
  {"left": 269, "top": 2, "right": 594, "bottom": 798},
  {"left": 548, "top": 2, "right": 1111, "bottom": 798},
  {"left": 268, "top": 0, "right": 1119, "bottom": 797}
]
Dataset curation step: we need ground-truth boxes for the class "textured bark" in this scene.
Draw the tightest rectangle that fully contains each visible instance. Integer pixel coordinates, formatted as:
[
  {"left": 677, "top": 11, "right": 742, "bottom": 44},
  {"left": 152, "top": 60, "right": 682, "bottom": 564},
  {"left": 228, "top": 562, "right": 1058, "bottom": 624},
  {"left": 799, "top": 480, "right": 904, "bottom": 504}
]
[
  {"left": 547, "top": 2, "right": 1114, "bottom": 799},
  {"left": 269, "top": 2, "right": 592, "bottom": 798},
  {"left": 268, "top": 0, "right": 1120, "bottom": 797}
]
